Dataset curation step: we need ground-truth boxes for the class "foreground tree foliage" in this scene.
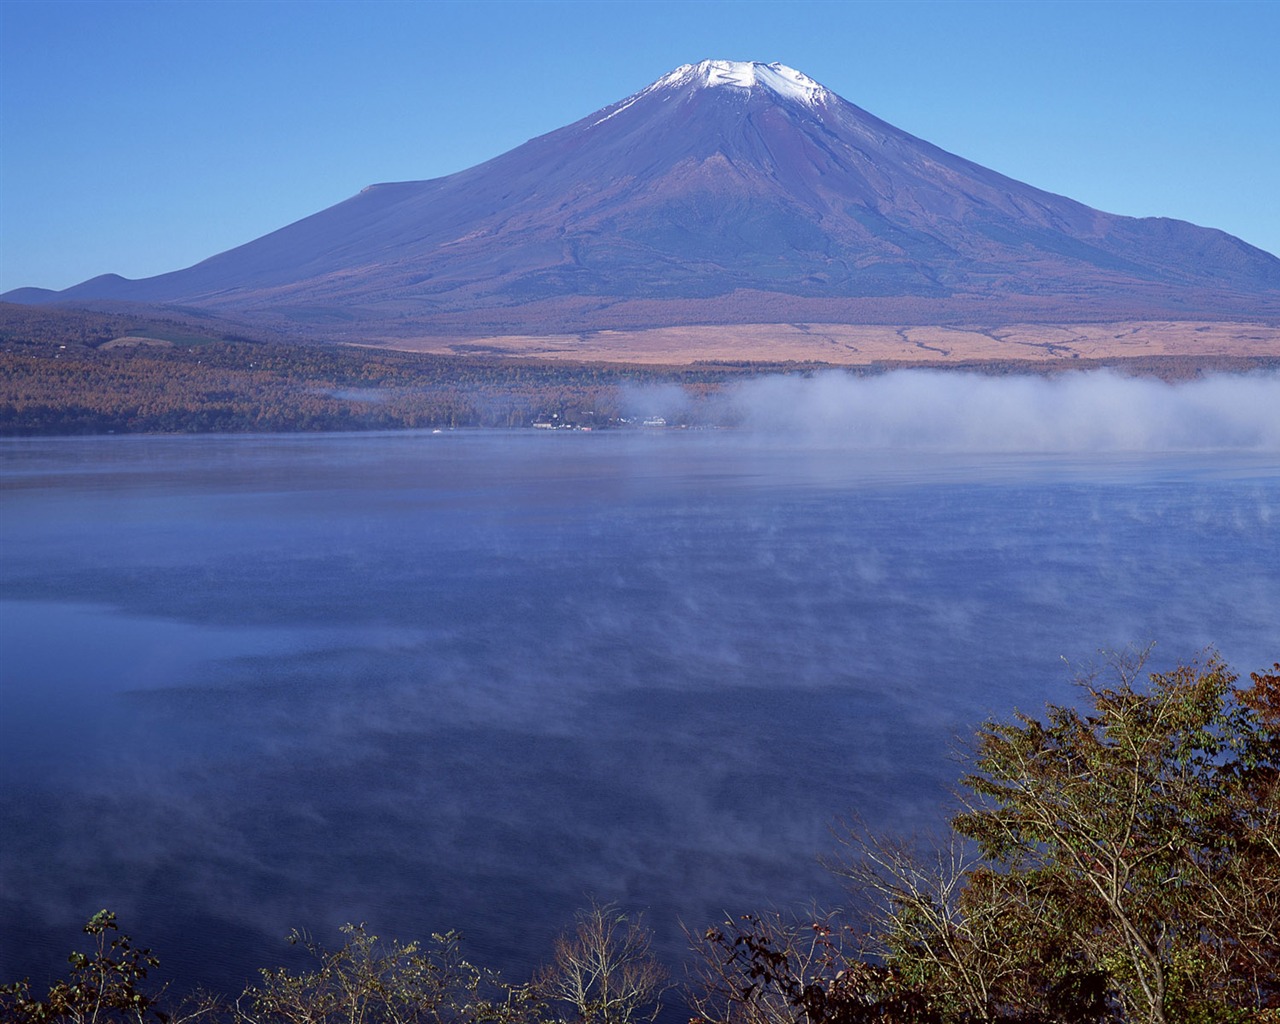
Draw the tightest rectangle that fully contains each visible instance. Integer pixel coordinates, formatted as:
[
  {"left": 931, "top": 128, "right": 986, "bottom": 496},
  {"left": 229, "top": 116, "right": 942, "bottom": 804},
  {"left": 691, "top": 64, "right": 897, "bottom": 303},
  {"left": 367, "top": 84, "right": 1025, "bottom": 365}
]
[
  {"left": 948, "top": 655, "right": 1278, "bottom": 1022},
  {"left": 231, "top": 924, "right": 540, "bottom": 1024},
  {"left": 694, "top": 654, "right": 1278, "bottom": 1024},
  {"left": 1, "top": 912, "right": 663, "bottom": 1024},
  {"left": 0, "top": 910, "right": 215, "bottom": 1024},
  {"left": 690, "top": 909, "right": 940, "bottom": 1024},
  {"left": 6, "top": 655, "right": 1275, "bottom": 1024},
  {"left": 535, "top": 901, "right": 666, "bottom": 1024}
]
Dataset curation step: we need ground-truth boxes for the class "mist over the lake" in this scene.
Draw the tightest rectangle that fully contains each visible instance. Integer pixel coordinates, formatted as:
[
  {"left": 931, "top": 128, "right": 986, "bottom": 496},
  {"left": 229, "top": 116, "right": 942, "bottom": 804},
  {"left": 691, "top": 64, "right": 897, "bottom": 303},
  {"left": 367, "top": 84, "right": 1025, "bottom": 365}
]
[
  {"left": 632, "top": 369, "right": 1280, "bottom": 450},
  {"left": 1, "top": 371, "right": 1277, "bottom": 998}
]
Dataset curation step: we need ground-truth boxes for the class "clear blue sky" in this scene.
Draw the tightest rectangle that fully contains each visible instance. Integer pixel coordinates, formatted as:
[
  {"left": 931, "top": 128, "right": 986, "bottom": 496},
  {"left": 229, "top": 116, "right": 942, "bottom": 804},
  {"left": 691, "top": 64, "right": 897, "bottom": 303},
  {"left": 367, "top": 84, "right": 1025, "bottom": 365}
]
[{"left": 2, "top": 0, "right": 1277, "bottom": 294}]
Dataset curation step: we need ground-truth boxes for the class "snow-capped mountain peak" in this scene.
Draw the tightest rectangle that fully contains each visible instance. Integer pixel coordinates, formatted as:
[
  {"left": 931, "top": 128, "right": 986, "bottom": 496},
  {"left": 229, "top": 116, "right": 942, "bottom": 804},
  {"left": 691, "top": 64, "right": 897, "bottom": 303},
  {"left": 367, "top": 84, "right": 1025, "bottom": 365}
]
[
  {"left": 11, "top": 59, "right": 1279, "bottom": 334},
  {"left": 590, "top": 60, "right": 827, "bottom": 128},
  {"left": 661, "top": 60, "right": 829, "bottom": 106}
]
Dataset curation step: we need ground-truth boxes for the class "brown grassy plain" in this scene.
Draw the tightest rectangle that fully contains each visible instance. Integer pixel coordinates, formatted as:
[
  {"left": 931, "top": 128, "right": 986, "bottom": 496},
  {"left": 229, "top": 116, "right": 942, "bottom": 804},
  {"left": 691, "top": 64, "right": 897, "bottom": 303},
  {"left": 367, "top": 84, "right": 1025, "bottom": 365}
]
[{"left": 370, "top": 320, "right": 1280, "bottom": 367}]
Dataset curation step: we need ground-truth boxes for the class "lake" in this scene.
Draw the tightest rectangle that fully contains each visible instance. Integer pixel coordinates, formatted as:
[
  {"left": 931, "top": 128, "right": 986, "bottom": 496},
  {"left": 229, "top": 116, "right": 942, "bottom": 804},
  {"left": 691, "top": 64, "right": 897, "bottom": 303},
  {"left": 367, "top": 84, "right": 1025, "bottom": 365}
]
[{"left": 2, "top": 400, "right": 1278, "bottom": 997}]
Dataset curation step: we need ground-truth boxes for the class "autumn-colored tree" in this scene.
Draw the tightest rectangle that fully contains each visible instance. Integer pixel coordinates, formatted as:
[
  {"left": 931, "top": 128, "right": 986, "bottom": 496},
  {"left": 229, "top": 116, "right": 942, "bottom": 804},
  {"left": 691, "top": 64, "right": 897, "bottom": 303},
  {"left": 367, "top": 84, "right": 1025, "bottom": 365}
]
[
  {"left": 731, "top": 654, "right": 1277, "bottom": 1024},
  {"left": 688, "top": 909, "right": 939, "bottom": 1024},
  {"left": 946, "top": 653, "right": 1278, "bottom": 1022},
  {"left": 829, "top": 823, "right": 1114, "bottom": 1022}
]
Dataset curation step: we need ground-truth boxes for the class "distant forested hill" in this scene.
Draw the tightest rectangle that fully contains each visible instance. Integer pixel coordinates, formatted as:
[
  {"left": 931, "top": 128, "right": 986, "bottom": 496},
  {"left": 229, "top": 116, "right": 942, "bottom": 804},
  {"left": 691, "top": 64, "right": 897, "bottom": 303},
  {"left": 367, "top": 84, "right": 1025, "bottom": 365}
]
[{"left": 0, "top": 303, "right": 743, "bottom": 434}]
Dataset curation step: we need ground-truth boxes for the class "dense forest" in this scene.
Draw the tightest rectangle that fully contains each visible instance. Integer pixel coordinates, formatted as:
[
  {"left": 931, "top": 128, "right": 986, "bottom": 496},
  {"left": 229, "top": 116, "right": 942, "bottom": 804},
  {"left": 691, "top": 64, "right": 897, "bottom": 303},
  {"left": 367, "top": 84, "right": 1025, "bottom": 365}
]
[
  {"left": 4, "top": 654, "right": 1276, "bottom": 1023},
  {"left": 4, "top": 304, "right": 1276, "bottom": 436},
  {"left": 0, "top": 304, "right": 754, "bottom": 434}
]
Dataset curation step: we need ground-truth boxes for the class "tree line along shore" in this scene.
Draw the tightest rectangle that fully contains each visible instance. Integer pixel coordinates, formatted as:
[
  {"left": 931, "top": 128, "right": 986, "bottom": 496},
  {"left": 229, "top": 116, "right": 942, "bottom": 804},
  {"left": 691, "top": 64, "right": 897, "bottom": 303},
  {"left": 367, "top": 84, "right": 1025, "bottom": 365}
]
[{"left": 4, "top": 304, "right": 1277, "bottom": 436}]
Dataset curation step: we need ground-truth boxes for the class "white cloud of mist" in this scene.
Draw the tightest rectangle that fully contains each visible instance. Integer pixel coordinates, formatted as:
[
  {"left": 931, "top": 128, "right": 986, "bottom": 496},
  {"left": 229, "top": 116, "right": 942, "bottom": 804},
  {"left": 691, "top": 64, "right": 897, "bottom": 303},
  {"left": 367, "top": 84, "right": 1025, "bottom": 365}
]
[
  {"left": 716, "top": 370, "right": 1280, "bottom": 451},
  {"left": 620, "top": 383, "right": 698, "bottom": 422}
]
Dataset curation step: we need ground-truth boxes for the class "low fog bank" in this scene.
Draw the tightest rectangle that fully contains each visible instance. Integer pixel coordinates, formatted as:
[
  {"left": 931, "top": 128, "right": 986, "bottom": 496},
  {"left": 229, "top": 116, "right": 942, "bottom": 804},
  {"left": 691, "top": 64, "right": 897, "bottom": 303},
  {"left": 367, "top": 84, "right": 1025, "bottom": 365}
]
[{"left": 652, "top": 370, "right": 1280, "bottom": 450}]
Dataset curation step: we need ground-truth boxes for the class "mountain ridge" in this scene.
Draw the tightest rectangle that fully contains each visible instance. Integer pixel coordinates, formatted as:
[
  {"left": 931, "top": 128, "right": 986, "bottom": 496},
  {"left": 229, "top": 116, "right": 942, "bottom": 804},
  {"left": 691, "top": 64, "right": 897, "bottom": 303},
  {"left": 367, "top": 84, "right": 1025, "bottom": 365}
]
[{"left": 8, "top": 60, "right": 1279, "bottom": 340}]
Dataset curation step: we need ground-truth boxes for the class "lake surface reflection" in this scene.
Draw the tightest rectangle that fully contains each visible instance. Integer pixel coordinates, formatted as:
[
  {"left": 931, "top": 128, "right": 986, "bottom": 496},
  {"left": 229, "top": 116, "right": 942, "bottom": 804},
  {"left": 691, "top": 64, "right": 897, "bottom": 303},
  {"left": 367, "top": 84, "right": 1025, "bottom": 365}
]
[{"left": 2, "top": 429, "right": 1277, "bottom": 994}]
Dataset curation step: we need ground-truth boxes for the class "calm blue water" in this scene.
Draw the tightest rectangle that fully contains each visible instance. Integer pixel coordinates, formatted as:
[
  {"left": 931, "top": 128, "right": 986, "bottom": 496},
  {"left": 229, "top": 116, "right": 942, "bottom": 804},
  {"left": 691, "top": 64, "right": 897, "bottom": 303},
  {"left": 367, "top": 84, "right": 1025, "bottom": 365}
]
[{"left": 1, "top": 429, "right": 1277, "bottom": 996}]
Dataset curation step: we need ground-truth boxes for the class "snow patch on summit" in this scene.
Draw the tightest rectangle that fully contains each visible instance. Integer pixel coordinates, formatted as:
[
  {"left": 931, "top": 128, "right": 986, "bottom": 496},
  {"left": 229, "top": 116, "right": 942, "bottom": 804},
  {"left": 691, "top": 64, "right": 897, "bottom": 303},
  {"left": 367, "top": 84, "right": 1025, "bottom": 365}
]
[
  {"left": 590, "top": 60, "right": 828, "bottom": 128},
  {"left": 698, "top": 61, "right": 828, "bottom": 106}
]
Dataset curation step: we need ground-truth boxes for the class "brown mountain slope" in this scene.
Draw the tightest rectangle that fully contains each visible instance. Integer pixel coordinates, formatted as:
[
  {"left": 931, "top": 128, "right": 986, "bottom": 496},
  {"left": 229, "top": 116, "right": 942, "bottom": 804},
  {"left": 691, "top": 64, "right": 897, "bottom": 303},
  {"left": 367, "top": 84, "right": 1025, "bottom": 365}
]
[{"left": 7, "top": 61, "right": 1279, "bottom": 343}]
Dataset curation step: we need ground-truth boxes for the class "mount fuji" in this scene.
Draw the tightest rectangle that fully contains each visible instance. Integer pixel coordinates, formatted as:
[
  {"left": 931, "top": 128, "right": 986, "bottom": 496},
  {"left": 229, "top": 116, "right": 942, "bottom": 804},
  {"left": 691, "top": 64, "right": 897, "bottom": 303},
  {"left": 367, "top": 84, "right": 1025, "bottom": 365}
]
[{"left": 9, "top": 60, "right": 1280, "bottom": 340}]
